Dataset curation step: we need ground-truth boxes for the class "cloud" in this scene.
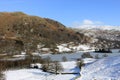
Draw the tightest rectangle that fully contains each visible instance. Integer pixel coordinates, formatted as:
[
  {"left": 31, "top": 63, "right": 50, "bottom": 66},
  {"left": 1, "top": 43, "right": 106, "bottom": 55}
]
[
  {"left": 71, "top": 19, "right": 120, "bottom": 30},
  {"left": 83, "top": 19, "right": 94, "bottom": 25},
  {"left": 71, "top": 19, "right": 104, "bottom": 28},
  {"left": 82, "top": 19, "right": 103, "bottom": 25}
]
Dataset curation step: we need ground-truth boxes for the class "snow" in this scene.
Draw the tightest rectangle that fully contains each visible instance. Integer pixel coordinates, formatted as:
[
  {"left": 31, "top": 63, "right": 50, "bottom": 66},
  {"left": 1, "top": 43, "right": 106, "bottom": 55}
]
[
  {"left": 32, "top": 52, "right": 40, "bottom": 56},
  {"left": 82, "top": 58, "right": 96, "bottom": 64},
  {"left": 30, "top": 63, "right": 42, "bottom": 68},
  {"left": 77, "top": 56, "right": 120, "bottom": 80},
  {"left": 41, "top": 49, "right": 120, "bottom": 61},
  {"left": 57, "top": 43, "right": 93, "bottom": 53},
  {"left": 5, "top": 69, "right": 50, "bottom": 80},
  {"left": 37, "top": 44, "right": 45, "bottom": 49},
  {"left": 41, "top": 48, "right": 50, "bottom": 51},
  {"left": 21, "top": 52, "right": 26, "bottom": 55},
  {"left": 61, "top": 61, "right": 80, "bottom": 73},
  {"left": 12, "top": 54, "right": 26, "bottom": 58},
  {"left": 73, "top": 45, "right": 90, "bottom": 51},
  {"left": 4, "top": 49, "right": 120, "bottom": 80},
  {"left": 57, "top": 45, "right": 71, "bottom": 52},
  {"left": 5, "top": 61, "right": 79, "bottom": 80}
]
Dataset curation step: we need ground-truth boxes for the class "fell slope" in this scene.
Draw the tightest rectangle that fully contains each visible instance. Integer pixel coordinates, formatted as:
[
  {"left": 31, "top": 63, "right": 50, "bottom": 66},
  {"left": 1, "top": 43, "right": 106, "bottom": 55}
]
[{"left": 0, "top": 12, "right": 91, "bottom": 54}]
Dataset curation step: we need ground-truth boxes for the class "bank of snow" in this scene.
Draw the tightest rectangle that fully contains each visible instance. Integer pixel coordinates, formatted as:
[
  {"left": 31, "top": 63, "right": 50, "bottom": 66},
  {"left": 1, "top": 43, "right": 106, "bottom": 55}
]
[{"left": 77, "top": 55, "right": 120, "bottom": 80}]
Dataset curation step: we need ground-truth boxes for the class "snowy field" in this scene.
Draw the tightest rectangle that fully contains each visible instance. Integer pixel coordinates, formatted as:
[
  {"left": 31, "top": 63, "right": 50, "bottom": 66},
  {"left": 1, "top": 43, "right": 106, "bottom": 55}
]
[
  {"left": 77, "top": 55, "right": 120, "bottom": 80},
  {"left": 5, "top": 69, "right": 78, "bottom": 80},
  {"left": 4, "top": 49, "right": 120, "bottom": 80},
  {"left": 4, "top": 55, "right": 120, "bottom": 80},
  {"left": 5, "top": 61, "right": 80, "bottom": 80},
  {"left": 41, "top": 49, "right": 120, "bottom": 61}
]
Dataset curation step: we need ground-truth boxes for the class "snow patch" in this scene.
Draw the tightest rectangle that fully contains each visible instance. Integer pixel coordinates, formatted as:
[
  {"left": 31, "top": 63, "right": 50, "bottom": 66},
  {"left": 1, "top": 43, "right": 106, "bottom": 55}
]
[{"left": 57, "top": 43, "right": 93, "bottom": 53}]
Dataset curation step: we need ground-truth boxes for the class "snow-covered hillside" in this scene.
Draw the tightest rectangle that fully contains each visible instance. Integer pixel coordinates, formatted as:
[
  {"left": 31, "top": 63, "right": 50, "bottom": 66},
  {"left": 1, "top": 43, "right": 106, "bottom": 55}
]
[
  {"left": 73, "top": 28, "right": 120, "bottom": 48},
  {"left": 77, "top": 55, "right": 120, "bottom": 80},
  {"left": 74, "top": 28, "right": 120, "bottom": 41},
  {"left": 76, "top": 25, "right": 120, "bottom": 31}
]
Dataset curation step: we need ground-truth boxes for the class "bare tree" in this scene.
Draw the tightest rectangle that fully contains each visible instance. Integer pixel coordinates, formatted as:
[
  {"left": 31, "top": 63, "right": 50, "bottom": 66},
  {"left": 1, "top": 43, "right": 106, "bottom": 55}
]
[
  {"left": 76, "top": 59, "right": 84, "bottom": 69},
  {"left": 41, "top": 56, "right": 51, "bottom": 72},
  {"left": 102, "top": 54, "right": 108, "bottom": 57},
  {"left": 95, "top": 54, "right": 100, "bottom": 59},
  {"left": 81, "top": 52, "right": 93, "bottom": 58},
  {"left": 41, "top": 64, "right": 48, "bottom": 72},
  {"left": 41, "top": 61, "right": 63, "bottom": 74},
  {"left": 62, "top": 56, "right": 67, "bottom": 62},
  {"left": 45, "top": 56, "right": 51, "bottom": 66},
  {"left": 52, "top": 61, "right": 63, "bottom": 74}
]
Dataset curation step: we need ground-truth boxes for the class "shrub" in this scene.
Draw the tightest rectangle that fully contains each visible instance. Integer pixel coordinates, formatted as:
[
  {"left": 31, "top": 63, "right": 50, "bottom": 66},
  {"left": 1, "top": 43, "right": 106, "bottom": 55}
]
[
  {"left": 76, "top": 60, "right": 85, "bottom": 69},
  {"left": 51, "top": 61, "right": 63, "bottom": 74},
  {"left": 62, "top": 56, "right": 67, "bottom": 62},
  {"left": 0, "top": 72, "right": 4, "bottom": 80},
  {"left": 81, "top": 52, "right": 93, "bottom": 58},
  {"left": 41, "top": 61, "right": 63, "bottom": 74},
  {"left": 95, "top": 54, "right": 100, "bottom": 59},
  {"left": 102, "top": 54, "right": 108, "bottom": 57},
  {"left": 41, "top": 64, "right": 48, "bottom": 72}
]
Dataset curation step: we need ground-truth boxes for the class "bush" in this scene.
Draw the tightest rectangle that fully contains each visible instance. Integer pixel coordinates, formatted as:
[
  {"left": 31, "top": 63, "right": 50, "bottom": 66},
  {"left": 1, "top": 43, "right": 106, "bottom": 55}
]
[
  {"left": 41, "top": 61, "right": 63, "bottom": 74},
  {"left": 62, "top": 56, "right": 67, "bottom": 62},
  {"left": 95, "top": 54, "right": 100, "bottom": 59},
  {"left": 0, "top": 72, "right": 4, "bottom": 80},
  {"left": 102, "top": 54, "right": 108, "bottom": 57},
  {"left": 81, "top": 52, "right": 93, "bottom": 58},
  {"left": 51, "top": 61, "right": 63, "bottom": 74},
  {"left": 41, "top": 64, "right": 48, "bottom": 72},
  {"left": 76, "top": 60, "right": 85, "bottom": 69}
]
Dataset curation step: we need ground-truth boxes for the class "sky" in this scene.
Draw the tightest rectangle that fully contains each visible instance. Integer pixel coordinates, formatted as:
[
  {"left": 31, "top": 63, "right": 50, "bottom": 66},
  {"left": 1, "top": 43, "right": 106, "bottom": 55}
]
[{"left": 0, "top": 0, "right": 120, "bottom": 28}]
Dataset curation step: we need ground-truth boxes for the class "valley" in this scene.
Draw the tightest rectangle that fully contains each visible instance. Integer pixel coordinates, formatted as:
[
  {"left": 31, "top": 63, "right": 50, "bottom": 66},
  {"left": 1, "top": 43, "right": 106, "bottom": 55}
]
[{"left": 0, "top": 12, "right": 120, "bottom": 80}]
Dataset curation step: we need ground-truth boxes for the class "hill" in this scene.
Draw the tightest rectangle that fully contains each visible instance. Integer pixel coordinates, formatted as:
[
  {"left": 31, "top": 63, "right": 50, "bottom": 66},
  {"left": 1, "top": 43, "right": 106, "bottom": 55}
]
[
  {"left": 73, "top": 28, "right": 120, "bottom": 49},
  {"left": 77, "top": 55, "right": 120, "bottom": 80},
  {"left": 0, "top": 12, "right": 91, "bottom": 55}
]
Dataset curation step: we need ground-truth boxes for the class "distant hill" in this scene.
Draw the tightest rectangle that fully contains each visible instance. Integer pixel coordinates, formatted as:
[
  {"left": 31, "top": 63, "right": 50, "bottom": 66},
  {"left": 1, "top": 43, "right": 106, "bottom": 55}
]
[
  {"left": 73, "top": 28, "right": 120, "bottom": 49},
  {"left": 0, "top": 12, "right": 91, "bottom": 54}
]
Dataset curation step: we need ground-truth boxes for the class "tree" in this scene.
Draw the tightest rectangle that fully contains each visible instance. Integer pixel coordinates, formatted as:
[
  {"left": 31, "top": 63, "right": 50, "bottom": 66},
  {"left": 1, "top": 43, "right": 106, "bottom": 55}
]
[
  {"left": 52, "top": 61, "right": 63, "bottom": 74},
  {"left": 41, "top": 61, "right": 63, "bottom": 74},
  {"left": 0, "top": 72, "right": 4, "bottom": 80},
  {"left": 76, "top": 60, "right": 85, "bottom": 69},
  {"left": 102, "top": 54, "right": 108, "bottom": 57},
  {"left": 41, "top": 63, "right": 48, "bottom": 72},
  {"left": 81, "top": 52, "right": 93, "bottom": 58},
  {"left": 41, "top": 56, "right": 51, "bottom": 72},
  {"left": 95, "top": 54, "right": 100, "bottom": 59},
  {"left": 44, "top": 56, "right": 51, "bottom": 66},
  {"left": 62, "top": 56, "right": 67, "bottom": 62}
]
